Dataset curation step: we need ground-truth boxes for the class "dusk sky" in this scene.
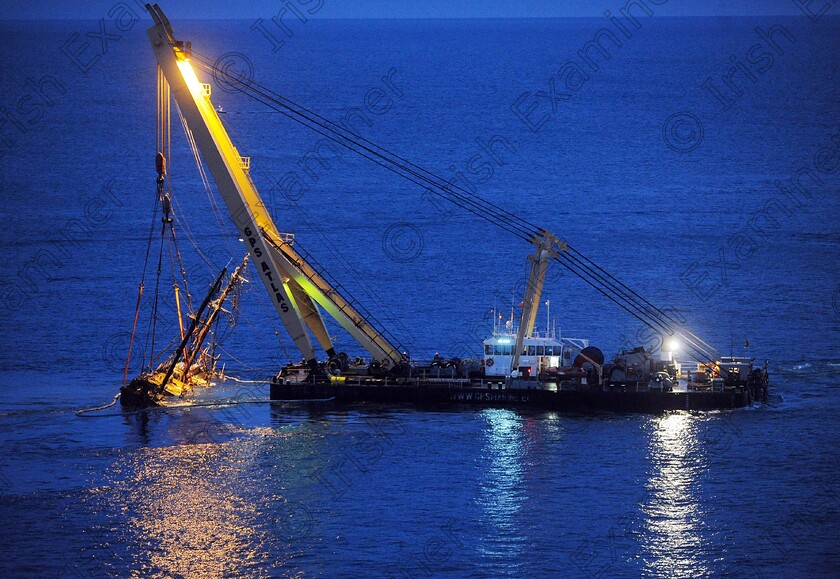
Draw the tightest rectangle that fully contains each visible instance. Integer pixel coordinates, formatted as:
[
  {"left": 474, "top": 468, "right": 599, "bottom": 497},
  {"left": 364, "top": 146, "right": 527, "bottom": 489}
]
[{"left": 2, "top": 0, "right": 817, "bottom": 20}]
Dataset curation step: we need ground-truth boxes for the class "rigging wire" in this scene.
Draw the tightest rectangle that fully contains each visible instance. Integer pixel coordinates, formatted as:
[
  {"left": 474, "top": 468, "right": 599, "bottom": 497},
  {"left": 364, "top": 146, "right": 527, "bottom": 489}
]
[
  {"left": 189, "top": 54, "right": 539, "bottom": 243},
  {"left": 166, "top": 214, "right": 194, "bottom": 312},
  {"left": 260, "top": 229, "right": 410, "bottom": 357},
  {"left": 557, "top": 250, "right": 715, "bottom": 361},
  {"left": 76, "top": 393, "right": 334, "bottom": 418},
  {"left": 124, "top": 193, "right": 162, "bottom": 382},
  {"left": 189, "top": 52, "right": 721, "bottom": 361},
  {"left": 147, "top": 223, "right": 167, "bottom": 368},
  {"left": 76, "top": 393, "right": 122, "bottom": 416},
  {"left": 177, "top": 106, "right": 229, "bottom": 234},
  {"left": 215, "top": 108, "right": 424, "bottom": 356},
  {"left": 565, "top": 246, "right": 719, "bottom": 356},
  {"left": 190, "top": 51, "right": 542, "bottom": 235},
  {"left": 286, "top": 237, "right": 411, "bottom": 356}
]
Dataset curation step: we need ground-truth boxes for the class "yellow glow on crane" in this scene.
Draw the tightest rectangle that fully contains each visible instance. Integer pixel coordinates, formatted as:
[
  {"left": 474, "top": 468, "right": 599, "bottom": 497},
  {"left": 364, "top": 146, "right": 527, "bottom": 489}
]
[
  {"left": 155, "top": 28, "right": 400, "bottom": 363},
  {"left": 176, "top": 59, "right": 203, "bottom": 98}
]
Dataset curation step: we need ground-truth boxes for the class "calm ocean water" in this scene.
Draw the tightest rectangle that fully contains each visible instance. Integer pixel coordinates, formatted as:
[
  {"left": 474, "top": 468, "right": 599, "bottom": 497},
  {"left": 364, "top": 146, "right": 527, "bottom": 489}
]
[{"left": 1, "top": 14, "right": 839, "bottom": 577}]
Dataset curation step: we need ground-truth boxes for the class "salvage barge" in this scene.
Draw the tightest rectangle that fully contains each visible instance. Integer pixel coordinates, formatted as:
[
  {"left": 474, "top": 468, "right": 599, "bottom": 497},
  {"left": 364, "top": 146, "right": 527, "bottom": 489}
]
[
  {"left": 270, "top": 339, "right": 769, "bottom": 413},
  {"left": 271, "top": 378, "right": 768, "bottom": 412},
  {"left": 143, "top": 5, "right": 770, "bottom": 414},
  {"left": 268, "top": 235, "right": 768, "bottom": 413}
]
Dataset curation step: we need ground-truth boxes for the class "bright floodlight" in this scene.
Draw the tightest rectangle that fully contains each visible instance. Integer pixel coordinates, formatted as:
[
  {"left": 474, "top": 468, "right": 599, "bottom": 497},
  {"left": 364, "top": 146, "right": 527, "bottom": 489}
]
[{"left": 667, "top": 339, "right": 680, "bottom": 352}]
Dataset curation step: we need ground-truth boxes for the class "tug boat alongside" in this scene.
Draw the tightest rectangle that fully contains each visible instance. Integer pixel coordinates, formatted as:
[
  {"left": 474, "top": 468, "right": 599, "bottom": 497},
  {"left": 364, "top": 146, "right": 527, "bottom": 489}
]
[{"left": 138, "top": 5, "right": 770, "bottom": 414}]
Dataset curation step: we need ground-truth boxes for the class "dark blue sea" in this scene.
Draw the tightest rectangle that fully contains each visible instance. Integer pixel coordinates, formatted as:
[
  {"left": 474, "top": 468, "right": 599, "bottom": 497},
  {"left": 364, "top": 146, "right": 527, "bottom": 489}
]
[{"left": 1, "top": 13, "right": 839, "bottom": 577}]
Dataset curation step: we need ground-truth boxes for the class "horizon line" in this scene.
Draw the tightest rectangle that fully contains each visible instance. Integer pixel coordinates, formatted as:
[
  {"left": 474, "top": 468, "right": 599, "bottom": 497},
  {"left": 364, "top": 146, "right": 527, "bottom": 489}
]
[{"left": 0, "top": 13, "right": 826, "bottom": 21}]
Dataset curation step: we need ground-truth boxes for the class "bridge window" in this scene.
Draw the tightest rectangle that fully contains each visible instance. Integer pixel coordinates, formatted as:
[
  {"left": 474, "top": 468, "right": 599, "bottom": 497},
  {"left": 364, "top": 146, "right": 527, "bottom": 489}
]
[
  {"left": 485, "top": 345, "right": 492, "bottom": 355},
  {"left": 536, "top": 346, "right": 545, "bottom": 356},
  {"left": 527, "top": 345, "right": 536, "bottom": 356}
]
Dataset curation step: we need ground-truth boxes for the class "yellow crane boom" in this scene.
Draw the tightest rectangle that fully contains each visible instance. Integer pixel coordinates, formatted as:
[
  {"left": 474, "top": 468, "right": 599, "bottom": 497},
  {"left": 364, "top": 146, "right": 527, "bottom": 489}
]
[
  {"left": 145, "top": 4, "right": 402, "bottom": 366},
  {"left": 510, "top": 231, "right": 566, "bottom": 372}
]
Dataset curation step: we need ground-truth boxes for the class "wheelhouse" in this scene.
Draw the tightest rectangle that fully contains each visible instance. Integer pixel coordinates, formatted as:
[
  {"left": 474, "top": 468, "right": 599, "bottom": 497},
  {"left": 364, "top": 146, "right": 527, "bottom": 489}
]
[{"left": 482, "top": 334, "right": 589, "bottom": 377}]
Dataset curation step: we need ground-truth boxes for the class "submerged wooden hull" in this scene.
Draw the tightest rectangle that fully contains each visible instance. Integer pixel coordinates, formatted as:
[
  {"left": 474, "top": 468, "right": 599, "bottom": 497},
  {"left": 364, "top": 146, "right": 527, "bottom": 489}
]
[
  {"left": 119, "top": 376, "right": 165, "bottom": 409},
  {"left": 119, "top": 371, "right": 212, "bottom": 409}
]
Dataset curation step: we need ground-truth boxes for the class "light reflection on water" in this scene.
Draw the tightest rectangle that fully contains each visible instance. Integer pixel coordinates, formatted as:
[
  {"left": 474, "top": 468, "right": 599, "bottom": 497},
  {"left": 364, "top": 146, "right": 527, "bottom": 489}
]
[
  {"left": 641, "top": 413, "right": 710, "bottom": 577},
  {"left": 476, "top": 409, "right": 528, "bottom": 561},
  {"left": 106, "top": 437, "right": 279, "bottom": 578}
]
